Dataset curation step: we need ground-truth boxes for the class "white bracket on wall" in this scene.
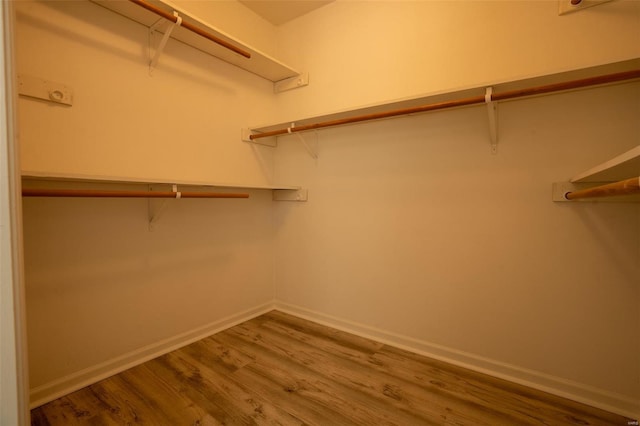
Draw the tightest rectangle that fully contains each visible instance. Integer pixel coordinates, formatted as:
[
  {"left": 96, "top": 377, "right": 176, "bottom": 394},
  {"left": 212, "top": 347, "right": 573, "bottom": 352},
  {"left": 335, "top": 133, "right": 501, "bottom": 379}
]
[
  {"left": 274, "top": 72, "right": 309, "bottom": 93},
  {"left": 273, "top": 188, "right": 308, "bottom": 202},
  {"left": 296, "top": 131, "right": 318, "bottom": 160},
  {"left": 148, "top": 12, "right": 182, "bottom": 74},
  {"left": 148, "top": 184, "right": 181, "bottom": 230},
  {"left": 485, "top": 87, "right": 498, "bottom": 155},
  {"left": 18, "top": 74, "right": 73, "bottom": 106},
  {"left": 285, "top": 123, "right": 318, "bottom": 159},
  {"left": 242, "top": 124, "right": 318, "bottom": 159},
  {"left": 552, "top": 181, "right": 590, "bottom": 202}
]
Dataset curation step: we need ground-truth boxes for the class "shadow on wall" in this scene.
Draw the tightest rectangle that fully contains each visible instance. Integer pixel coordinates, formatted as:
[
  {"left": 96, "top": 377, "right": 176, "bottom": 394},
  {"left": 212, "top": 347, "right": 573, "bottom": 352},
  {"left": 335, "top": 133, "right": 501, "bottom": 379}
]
[
  {"left": 21, "top": 193, "right": 270, "bottom": 297},
  {"left": 560, "top": 202, "right": 639, "bottom": 287}
]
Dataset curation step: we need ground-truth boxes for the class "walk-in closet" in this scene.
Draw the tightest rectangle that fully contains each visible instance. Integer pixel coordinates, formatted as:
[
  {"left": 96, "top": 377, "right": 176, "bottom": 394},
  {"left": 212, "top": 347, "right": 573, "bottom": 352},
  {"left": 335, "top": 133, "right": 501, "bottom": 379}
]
[{"left": 1, "top": 0, "right": 638, "bottom": 424}]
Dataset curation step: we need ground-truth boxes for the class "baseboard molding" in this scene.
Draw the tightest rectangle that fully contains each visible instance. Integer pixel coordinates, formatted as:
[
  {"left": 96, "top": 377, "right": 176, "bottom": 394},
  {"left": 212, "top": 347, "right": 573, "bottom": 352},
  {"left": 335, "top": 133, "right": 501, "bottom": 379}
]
[
  {"left": 29, "top": 301, "right": 276, "bottom": 408},
  {"left": 274, "top": 301, "right": 640, "bottom": 420},
  {"left": 29, "top": 299, "right": 639, "bottom": 420}
]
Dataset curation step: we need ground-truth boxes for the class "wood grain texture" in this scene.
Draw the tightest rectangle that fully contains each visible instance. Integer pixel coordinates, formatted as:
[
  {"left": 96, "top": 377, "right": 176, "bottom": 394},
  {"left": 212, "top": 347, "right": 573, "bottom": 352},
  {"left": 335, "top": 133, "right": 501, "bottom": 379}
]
[{"left": 32, "top": 310, "right": 633, "bottom": 425}]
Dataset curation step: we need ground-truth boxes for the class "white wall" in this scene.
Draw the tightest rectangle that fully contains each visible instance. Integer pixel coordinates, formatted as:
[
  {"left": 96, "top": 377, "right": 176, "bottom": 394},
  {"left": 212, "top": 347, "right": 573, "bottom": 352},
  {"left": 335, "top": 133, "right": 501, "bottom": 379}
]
[
  {"left": 273, "top": 0, "right": 640, "bottom": 417},
  {"left": 15, "top": 0, "right": 281, "bottom": 406}
]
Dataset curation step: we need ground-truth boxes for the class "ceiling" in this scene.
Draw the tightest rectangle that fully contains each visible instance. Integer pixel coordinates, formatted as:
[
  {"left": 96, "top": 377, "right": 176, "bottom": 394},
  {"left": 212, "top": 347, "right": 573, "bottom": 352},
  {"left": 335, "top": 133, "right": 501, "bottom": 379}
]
[{"left": 238, "top": 0, "right": 335, "bottom": 26}]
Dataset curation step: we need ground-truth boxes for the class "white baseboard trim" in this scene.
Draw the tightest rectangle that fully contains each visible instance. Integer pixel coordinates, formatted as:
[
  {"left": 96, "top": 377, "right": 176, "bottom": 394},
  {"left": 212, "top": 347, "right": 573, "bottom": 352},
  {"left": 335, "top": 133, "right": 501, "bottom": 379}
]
[
  {"left": 274, "top": 301, "right": 640, "bottom": 420},
  {"left": 29, "top": 301, "right": 276, "bottom": 409},
  {"left": 29, "top": 299, "right": 639, "bottom": 420}
]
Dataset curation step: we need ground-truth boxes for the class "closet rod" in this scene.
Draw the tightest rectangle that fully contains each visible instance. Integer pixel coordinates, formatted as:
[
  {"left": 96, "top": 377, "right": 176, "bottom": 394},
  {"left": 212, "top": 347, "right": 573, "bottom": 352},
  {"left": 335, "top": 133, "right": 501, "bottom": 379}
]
[
  {"left": 22, "top": 189, "right": 250, "bottom": 198},
  {"left": 249, "top": 69, "right": 640, "bottom": 140},
  {"left": 128, "top": 0, "right": 251, "bottom": 59},
  {"left": 565, "top": 177, "right": 640, "bottom": 200}
]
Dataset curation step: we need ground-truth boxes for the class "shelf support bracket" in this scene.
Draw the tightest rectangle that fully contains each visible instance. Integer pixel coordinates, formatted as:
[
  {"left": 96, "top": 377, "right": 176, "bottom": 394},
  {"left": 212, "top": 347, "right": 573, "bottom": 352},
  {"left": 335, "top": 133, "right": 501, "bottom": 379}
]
[
  {"left": 149, "top": 12, "right": 182, "bottom": 75},
  {"left": 485, "top": 87, "right": 498, "bottom": 155},
  {"left": 297, "top": 131, "right": 318, "bottom": 160},
  {"left": 242, "top": 124, "right": 318, "bottom": 158},
  {"left": 274, "top": 72, "right": 309, "bottom": 93},
  {"left": 283, "top": 123, "right": 318, "bottom": 159},
  {"left": 273, "top": 188, "right": 308, "bottom": 202},
  {"left": 148, "top": 184, "right": 181, "bottom": 231}
]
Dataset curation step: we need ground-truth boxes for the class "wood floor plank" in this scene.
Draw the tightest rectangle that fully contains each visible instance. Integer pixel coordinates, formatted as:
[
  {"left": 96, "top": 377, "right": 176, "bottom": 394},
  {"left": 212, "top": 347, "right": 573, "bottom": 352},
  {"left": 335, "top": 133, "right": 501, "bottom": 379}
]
[
  {"left": 184, "top": 336, "right": 255, "bottom": 373},
  {"left": 222, "top": 315, "right": 520, "bottom": 425},
  {"left": 263, "top": 311, "right": 629, "bottom": 426},
  {"left": 63, "top": 385, "right": 135, "bottom": 425},
  {"left": 31, "top": 396, "right": 96, "bottom": 426},
  {"left": 371, "top": 344, "right": 622, "bottom": 426},
  {"left": 31, "top": 310, "right": 634, "bottom": 425},
  {"left": 214, "top": 326, "right": 431, "bottom": 425},
  {"left": 155, "top": 349, "right": 305, "bottom": 425},
  {"left": 120, "top": 362, "right": 212, "bottom": 424},
  {"left": 53, "top": 375, "right": 167, "bottom": 425},
  {"left": 261, "top": 310, "right": 385, "bottom": 355}
]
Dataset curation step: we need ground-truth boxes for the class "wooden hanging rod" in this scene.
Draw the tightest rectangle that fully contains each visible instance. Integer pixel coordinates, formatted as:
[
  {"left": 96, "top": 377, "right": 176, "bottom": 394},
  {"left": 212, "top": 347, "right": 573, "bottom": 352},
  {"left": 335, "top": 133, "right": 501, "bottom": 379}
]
[
  {"left": 249, "top": 69, "right": 640, "bottom": 140},
  {"left": 128, "top": 0, "right": 251, "bottom": 59},
  {"left": 22, "top": 189, "right": 250, "bottom": 198},
  {"left": 565, "top": 176, "right": 640, "bottom": 200}
]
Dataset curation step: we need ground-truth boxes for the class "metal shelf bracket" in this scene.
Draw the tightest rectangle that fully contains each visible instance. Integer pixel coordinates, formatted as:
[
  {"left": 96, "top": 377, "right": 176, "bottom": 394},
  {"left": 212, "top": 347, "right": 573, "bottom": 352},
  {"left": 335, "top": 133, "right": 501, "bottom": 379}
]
[
  {"left": 485, "top": 87, "right": 498, "bottom": 155},
  {"left": 283, "top": 123, "right": 318, "bottom": 159},
  {"left": 274, "top": 72, "right": 309, "bottom": 93},
  {"left": 148, "top": 184, "right": 181, "bottom": 230},
  {"left": 148, "top": 12, "right": 182, "bottom": 74},
  {"left": 242, "top": 123, "right": 318, "bottom": 160},
  {"left": 273, "top": 188, "right": 308, "bottom": 202}
]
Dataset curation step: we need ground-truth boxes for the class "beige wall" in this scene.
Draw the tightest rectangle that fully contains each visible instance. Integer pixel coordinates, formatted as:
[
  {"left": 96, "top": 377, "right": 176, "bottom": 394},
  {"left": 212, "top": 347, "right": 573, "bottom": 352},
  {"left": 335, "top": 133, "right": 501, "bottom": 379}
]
[
  {"left": 274, "top": 0, "right": 640, "bottom": 120},
  {"left": 273, "top": 0, "right": 640, "bottom": 416},
  {"left": 273, "top": 84, "right": 640, "bottom": 409},
  {"left": 23, "top": 187, "right": 275, "bottom": 393}
]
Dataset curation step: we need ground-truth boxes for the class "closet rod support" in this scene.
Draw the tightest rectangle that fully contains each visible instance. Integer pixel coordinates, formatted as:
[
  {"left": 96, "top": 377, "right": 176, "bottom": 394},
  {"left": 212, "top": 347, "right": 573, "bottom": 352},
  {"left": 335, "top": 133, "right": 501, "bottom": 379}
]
[
  {"left": 148, "top": 184, "right": 176, "bottom": 231},
  {"left": 242, "top": 128, "right": 277, "bottom": 147},
  {"left": 149, "top": 12, "right": 182, "bottom": 74},
  {"left": 283, "top": 123, "right": 318, "bottom": 159},
  {"left": 485, "top": 87, "right": 498, "bottom": 154},
  {"left": 274, "top": 72, "right": 309, "bottom": 93}
]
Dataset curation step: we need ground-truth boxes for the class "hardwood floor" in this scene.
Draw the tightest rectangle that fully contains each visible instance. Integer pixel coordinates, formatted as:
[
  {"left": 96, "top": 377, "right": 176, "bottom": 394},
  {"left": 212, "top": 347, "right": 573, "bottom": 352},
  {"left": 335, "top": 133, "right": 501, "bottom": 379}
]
[{"left": 32, "top": 310, "right": 632, "bottom": 425}]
